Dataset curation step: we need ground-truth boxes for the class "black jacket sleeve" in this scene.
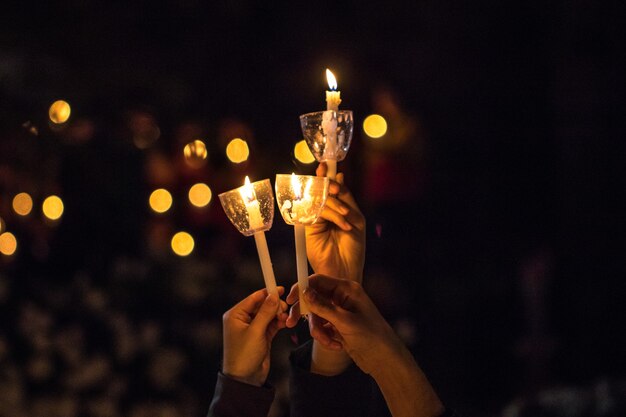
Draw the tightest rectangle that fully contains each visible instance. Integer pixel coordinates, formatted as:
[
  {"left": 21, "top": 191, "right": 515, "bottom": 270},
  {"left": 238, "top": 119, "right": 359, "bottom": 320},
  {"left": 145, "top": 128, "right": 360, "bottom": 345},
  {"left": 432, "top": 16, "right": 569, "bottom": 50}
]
[
  {"left": 289, "top": 340, "right": 391, "bottom": 417},
  {"left": 207, "top": 372, "right": 275, "bottom": 417}
]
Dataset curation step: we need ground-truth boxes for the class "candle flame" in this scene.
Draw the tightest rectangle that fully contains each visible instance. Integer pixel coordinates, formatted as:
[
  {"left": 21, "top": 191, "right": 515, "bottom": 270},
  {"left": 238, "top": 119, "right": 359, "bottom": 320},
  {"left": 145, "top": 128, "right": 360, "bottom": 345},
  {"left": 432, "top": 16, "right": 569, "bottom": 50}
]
[
  {"left": 291, "top": 173, "right": 302, "bottom": 199},
  {"left": 326, "top": 69, "right": 338, "bottom": 91},
  {"left": 240, "top": 176, "right": 256, "bottom": 203}
]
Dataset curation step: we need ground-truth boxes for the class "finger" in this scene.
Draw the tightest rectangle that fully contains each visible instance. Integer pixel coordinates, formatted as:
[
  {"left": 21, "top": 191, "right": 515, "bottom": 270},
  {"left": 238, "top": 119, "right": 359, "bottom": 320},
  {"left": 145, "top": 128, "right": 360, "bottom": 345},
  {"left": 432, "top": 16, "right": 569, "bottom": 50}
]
[
  {"left": 266, "top": 313, "right": 288, "bottom": 340},
  {"left": 303, "top": 287, "right": 344, "bottom": 325},
  {"left": 309, "top": 313, "right": 342, "bottom": 350},
  {"left": 249, "top": 293, "right": 280, "bottom": 334},
  {"left": 325, "top": 195, "right": 350, "bottom": 216},
  {"left": 316, "top": 162, "right": 327, "bottom": 177},
  {"left": 308, "top": 274, "right": 360, "bottom": 310},
  {"left": 286, "top": 283, "right": 299, "bottom": 305},
  {"left": 317, "top": 206, "right": 352, "bottom": 231},
  {"left": 286, "top": 301, "right": 301, "bottom": 328}
]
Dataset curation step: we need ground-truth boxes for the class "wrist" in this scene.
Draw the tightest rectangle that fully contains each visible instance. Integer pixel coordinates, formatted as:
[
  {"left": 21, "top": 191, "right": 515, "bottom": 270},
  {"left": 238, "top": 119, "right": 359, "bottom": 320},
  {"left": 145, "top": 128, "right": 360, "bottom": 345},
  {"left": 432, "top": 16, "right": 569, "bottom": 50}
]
[
  {"left": 311, "top": 341, "right": 352, "bottom": 376},
  {"left": 222, "top": 369, "right": 264, "bottom": 387}
]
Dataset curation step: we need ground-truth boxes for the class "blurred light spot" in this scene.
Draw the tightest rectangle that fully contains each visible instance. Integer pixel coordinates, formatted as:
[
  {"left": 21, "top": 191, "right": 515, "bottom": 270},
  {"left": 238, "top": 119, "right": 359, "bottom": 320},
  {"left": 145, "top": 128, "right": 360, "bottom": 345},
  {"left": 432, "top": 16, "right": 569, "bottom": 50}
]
[
  {"left": 0, "top": 232, "right": 17, "bottom": 256},
  {"left": 130, "top": 112, "right": 160, "bottom": 149},
  {"left": 0, "top": 217, "right": 4, "bottom": 233},
  {"left": 42, "top": 195, "right": 64, "bottom": 220},
  {"left": 188, "top": 183, "right": 212, "bottom": 208},
  {"left": 171, "top": 231, "right": 194, "bottom": 256},
  {"left": 375, "top": 223, "right": 382, "bottom": 238},
  {"left": 49, "top": 100, "right": 71, "bottom": 124},
  {"left": 22, "top": 121, "right": 39, "bottom": 136},
  {"left": 184, "top": 140, "right": 208, "bottom": 168},
  {"left": 225, "top": 138, "right": 249, "bottom": 163},
  {"left": 13, "top": 192, "right": 33, "bottom": 216},
  {"left": 294, "top": 140, "right": 315, "bottom": 164},
  {"left": 149, "top": 189, "right": 173, "bottom": 213},
  {"left": 363, "top": 114, "right": 387, "bottom": 138}
]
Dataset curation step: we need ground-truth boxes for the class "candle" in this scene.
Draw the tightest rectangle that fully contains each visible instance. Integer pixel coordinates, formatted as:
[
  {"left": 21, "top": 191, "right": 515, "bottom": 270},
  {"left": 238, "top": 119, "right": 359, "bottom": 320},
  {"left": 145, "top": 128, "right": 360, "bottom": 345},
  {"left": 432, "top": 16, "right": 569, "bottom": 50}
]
[
  {"left": 325, "top": 69, "right": 341, "bottom": 111},
  {"left": 239, "top": 176, "right": 265, "bottom": 230},
  {"left": 323, "top": 69, "right": 340, "bottom": 179},
  {"left": 275, "top": 174, "right": 328, "bottom": 316},
  {"left": 219, "top": 177, "right": 278, "bottom": 298}
]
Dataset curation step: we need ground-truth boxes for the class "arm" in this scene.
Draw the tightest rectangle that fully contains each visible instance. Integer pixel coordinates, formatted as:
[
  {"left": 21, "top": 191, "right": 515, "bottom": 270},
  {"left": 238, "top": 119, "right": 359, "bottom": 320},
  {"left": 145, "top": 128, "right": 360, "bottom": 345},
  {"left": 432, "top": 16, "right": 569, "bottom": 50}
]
[
  {"left": 288, "top": 163, "right": 366, "bottom": 376},
  {"left": 208, "top": 287, "right": 288, "bottom": 417},
  {"left": 304, "top": 275, "right": 445, "bottom": 417}
]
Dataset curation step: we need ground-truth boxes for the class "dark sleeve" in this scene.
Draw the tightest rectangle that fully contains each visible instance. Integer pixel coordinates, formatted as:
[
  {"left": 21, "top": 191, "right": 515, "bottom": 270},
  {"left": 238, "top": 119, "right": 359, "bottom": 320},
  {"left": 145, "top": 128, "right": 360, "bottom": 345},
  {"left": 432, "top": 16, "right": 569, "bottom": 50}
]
[
  {"left": 289, "top": 340, "right": 386, "bottom": 417},
  {"left": 207, "top": 372, "right": 275, "bottom": 417}
]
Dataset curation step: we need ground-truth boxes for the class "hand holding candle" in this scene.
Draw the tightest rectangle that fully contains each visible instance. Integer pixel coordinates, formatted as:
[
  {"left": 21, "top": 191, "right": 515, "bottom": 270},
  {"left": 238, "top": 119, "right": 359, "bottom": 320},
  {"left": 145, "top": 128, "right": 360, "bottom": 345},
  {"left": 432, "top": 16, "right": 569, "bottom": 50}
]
[
  {"left": 275, "top": 174, "right": 329, "bottom": 314},
  {"left": 219, "top": 177, "right": 278, "bottom": 297}
]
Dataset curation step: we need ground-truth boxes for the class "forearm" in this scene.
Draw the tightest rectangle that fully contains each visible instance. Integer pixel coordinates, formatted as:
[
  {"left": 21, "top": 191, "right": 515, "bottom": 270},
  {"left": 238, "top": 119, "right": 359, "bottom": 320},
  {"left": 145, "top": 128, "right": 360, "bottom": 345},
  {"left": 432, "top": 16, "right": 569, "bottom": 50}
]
[
  {"left": 311, "top": 340, "right": 352, "bottom": 376},
  {"left": 371, "top": 344, "right": 444, "bottom": 417}
]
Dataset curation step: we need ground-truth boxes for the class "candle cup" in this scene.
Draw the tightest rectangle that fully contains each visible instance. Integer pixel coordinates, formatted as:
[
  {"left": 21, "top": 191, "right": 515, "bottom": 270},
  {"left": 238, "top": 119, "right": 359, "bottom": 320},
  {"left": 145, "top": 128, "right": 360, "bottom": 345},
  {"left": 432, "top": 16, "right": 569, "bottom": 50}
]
[
  {"left": 219, "top": 179, "right": 278, "bottom": 297},
  {"left": 299, "top": 110, "right": 354, "bottom": 179},
  {"left": 275, "top": 174, "right": 329, "bottom": 314}
]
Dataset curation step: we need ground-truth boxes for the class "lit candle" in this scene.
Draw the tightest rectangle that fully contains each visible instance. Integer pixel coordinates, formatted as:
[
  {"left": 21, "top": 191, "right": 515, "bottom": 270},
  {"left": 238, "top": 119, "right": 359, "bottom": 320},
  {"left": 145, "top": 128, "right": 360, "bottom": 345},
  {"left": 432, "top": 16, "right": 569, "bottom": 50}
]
[
  {"left": 240, "top": 176, "right": 264, "bottom": 230},
  {"left": 239, "top": 177, "right": 278, "bottom": 298},
  {"left": 323, "top": 69, "right": 340, "bottom": 179},
  {"left": 325, "top": 69, "right": 341, "bottom": 111}
]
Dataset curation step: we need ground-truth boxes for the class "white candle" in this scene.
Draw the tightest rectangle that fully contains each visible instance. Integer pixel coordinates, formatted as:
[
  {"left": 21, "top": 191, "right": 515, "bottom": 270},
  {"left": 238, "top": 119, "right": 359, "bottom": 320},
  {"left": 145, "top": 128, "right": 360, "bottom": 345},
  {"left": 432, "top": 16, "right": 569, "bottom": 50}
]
[
  {"left": 240, "top": 176, "right": 264, "bottom": 230},
  {"left": 239, "top": 176, "right": 278, "bottom": 297},
  {"left": 323, "top": 69, "right": 340, "bottom": 179},
  {"left": 254, "top": 231, "right": 278, "bottom": 297},
  {"left": 325, "top": 69, "right": 341, "bottom": 111},
  {"left": 294, "top": 224, "right": 309, "bottom": 314}
]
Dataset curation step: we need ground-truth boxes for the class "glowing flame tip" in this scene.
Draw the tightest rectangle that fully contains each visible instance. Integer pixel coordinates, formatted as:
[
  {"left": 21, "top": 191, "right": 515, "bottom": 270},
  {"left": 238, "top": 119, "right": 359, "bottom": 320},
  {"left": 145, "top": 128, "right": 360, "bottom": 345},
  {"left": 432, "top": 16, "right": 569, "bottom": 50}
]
[{"left": 326, "top": 69, "right": 338, "bottom": 90}]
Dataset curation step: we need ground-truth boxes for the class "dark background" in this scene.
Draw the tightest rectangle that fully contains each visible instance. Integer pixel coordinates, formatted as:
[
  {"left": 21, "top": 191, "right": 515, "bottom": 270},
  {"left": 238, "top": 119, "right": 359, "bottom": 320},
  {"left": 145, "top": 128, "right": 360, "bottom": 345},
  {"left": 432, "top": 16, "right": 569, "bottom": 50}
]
[{"left": 1, "top": 1, "right": 625, "bottom": 416}]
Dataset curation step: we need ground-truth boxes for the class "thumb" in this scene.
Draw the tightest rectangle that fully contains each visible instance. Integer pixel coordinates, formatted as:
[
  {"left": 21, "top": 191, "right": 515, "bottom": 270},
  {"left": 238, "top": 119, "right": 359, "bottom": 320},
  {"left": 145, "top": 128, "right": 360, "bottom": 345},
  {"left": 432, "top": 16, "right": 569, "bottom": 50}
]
[
  {"left": 249, "top": 293, "right": 279, "bottom": 334},
  {"left": 304, "top": 288, "right": 342, "bottom": 324}
]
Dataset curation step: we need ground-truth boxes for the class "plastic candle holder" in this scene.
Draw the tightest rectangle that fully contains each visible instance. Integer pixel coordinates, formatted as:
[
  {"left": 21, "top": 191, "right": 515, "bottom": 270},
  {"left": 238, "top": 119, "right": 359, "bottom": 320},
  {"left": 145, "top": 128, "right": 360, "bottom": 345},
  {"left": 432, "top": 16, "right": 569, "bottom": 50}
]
[{"left": 299, "top": 110, "right": 354, "bottom": 179}]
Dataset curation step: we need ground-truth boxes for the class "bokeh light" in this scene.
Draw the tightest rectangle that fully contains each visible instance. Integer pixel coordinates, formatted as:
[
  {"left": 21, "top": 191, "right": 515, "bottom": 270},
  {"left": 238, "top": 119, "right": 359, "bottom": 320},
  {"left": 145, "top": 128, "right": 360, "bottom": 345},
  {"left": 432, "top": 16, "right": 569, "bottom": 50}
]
[
  {"left": 0, "top": 232, "right": 17, "bottom": 256},
  {"left": 183, "top": 140, "right": 208, "bottom": 168},
  {"left": 294, "top": 140, "right": 315, "bottom": 164},
  {"left": 188, "top": 183, "right": 212, "bottom": 208},
  {"left": 363, "top": 114, "right": 388, "bottom": 138},
  {"left": 225, "top": 138, "right": 249, "bottom": 163},
  {"left": 171, "top": 231, "right": 194, "bottom": 256},
  {"left": 0, "top": 216, "right": 5, "bottom": 233},
  {"left": 42, "top": 195, "right": 64, "bottom": 220},
  {"left": 12, "top": 192, "right": 33, "bottom": 216},
  {"left": 149, "top": 189, "right": 173, "bottom": 213},
  {"left": 49, "top": 100, "right": 71, "bottom": 124}
]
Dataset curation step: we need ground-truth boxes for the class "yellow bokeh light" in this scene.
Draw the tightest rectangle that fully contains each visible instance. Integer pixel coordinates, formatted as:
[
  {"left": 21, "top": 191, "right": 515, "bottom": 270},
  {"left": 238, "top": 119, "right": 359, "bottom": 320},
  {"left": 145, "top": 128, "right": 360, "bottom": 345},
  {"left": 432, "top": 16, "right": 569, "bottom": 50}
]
[
  {"left": 149, "top": 189, "right": 173, "bottom": 213},
  {"left": 0, "top": 232, "right": 17, "bottom": 256},
  {"left": 225, "top": 138, "right": 250, "bottom": 163},
  {"left": 183, "top": 140, "right": 208, "bottom": 168},
  {"left": 49, "top": 100, "right": 71, "bottom": 124},
  {"left": 42, "top": 195, "right": 64, "bottom": 220},
  {"left": 294, "top": 140, "right": 315, "bottom": 164},
  {"left": 13, "top": 192, "right": 33, "bottom": 216},
  {"left": 0, "top": 216, "right": 5, "bottom": 233},
  {"left": 171, "top": 231, "right": 194, "bottom": 256},
  {"left": 188, "top": 183, "right": 212, "bottom": 208},
  {"left": 363, "top": 114, "right": 388, "bottom": 138}
]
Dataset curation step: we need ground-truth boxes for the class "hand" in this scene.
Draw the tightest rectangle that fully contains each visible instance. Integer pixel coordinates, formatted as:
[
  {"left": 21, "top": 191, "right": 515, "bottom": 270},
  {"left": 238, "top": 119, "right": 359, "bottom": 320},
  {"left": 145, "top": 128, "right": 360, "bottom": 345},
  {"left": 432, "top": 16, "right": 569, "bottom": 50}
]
[
  {"left": 306, "top": 163, "right": 366, "bottom": 283},
  {"left": 222, "top": 287, "right": 288, "bottom": 386},
  {"left": 303, "top": 275, "right": 444, "bottom": 417},
  {"left": 300, "top": 275, "right": 400, "bottom": 374}
]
